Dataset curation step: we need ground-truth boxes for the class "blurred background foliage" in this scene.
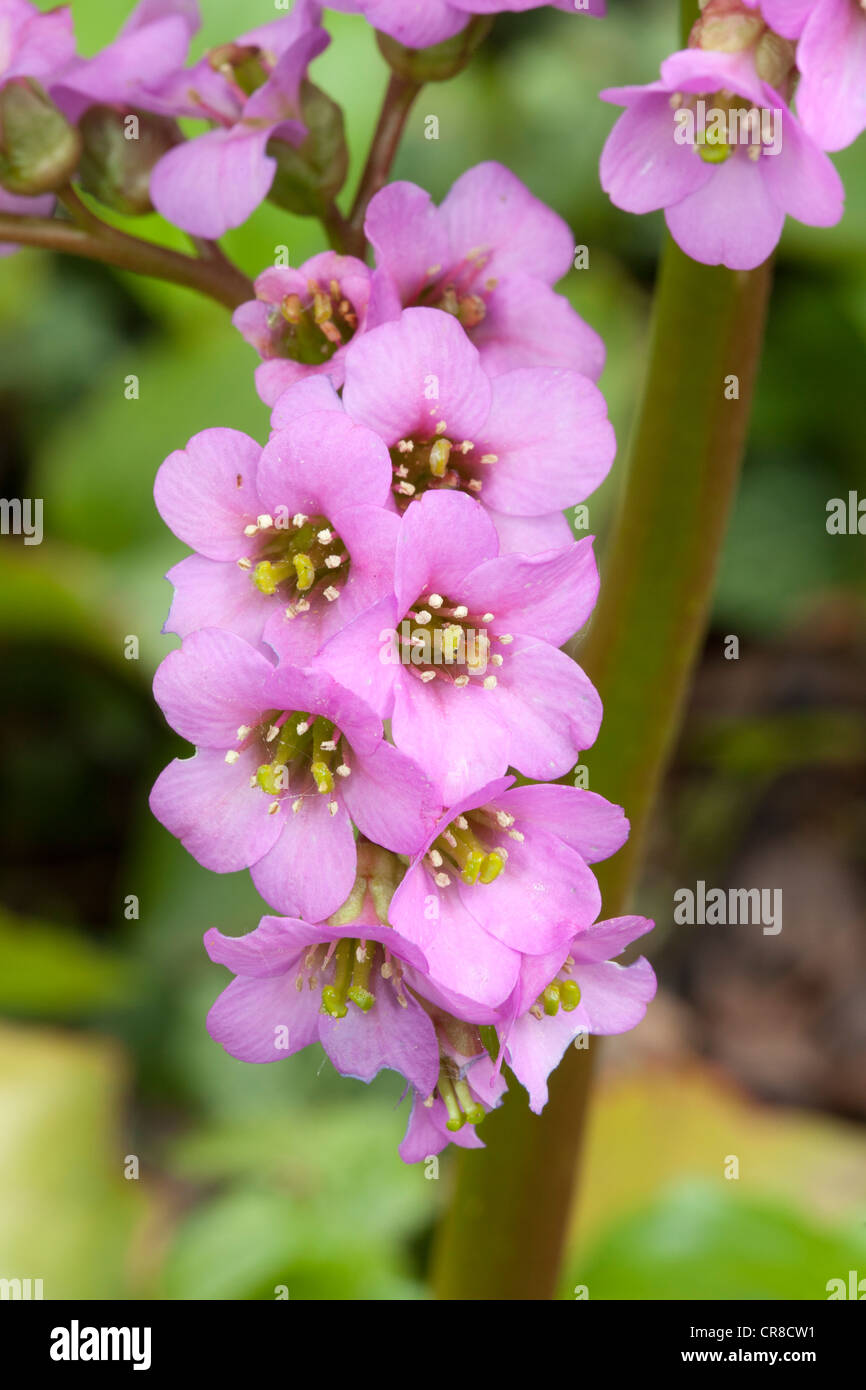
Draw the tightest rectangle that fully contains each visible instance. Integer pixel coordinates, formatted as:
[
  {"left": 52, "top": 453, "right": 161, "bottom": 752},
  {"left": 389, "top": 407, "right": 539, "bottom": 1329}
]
[{"left": 0, "top": 0, "right": 864, "bottom": 1300}]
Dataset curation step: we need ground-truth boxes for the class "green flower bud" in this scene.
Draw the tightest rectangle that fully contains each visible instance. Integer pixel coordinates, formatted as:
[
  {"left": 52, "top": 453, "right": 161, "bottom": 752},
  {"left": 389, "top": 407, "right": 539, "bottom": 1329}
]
[
  {"left": 376, "top": 17, "right": 492, "bottom": 83},
  {"left": 77, "top": 106, "right": 180, "bottom": 216},
  {"left": 267, "top": 80, "right": 348, "bottom": 219},
  {"left": 0, "top": 78, "right": 81, "bottom": 196}
]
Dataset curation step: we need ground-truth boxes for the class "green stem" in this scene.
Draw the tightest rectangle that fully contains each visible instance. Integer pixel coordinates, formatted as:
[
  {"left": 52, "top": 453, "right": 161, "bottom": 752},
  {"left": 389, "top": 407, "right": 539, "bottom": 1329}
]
[
  {"left": 431, "top": 243, "right": 772, "bottom": 1300},
  {"left": 0, "top": 202, "right": 253, "bottom": 309}
]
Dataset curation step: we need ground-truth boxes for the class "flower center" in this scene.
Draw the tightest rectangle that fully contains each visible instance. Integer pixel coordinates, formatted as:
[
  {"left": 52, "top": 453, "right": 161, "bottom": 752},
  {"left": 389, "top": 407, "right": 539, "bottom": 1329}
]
[
  {"left": 225, "top": 711, "right": 351, "bottom": 816},
  {"left": 399, "top": 592, "right": 511, "bottom": 688},
  {"left": 293, "top": 936, "right": 409, "bottom": 1019},
  {"left": 267, "top": 278, "right": 359, "bottom": 365},
  {"left": 390, "top": 429, "right": 496, "bottom": 509},
  {"left": 238, "top": 511, "right": 349, "bottom": 614},
  {"left": 424, "top": 804, "right": 525, "bottom": 888},
  {"left": 414, "top": 250, "right": 497, "bottom": 331}
]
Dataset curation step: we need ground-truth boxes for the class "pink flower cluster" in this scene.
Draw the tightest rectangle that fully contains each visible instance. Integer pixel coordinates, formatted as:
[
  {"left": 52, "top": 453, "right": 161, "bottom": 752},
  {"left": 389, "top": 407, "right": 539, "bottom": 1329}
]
[
  {"left": 150, "top": 158, "right": 656, "bottom": 1157},
  {"left": 600, "top": 0, "right": 863, "bottom": 269}
]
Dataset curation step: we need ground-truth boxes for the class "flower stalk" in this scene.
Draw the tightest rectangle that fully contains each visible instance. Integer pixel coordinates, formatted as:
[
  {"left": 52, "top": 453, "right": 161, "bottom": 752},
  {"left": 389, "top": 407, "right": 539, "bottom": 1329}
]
[{"left": 430, "top": 0, "right": 773, "bottom": 1299}]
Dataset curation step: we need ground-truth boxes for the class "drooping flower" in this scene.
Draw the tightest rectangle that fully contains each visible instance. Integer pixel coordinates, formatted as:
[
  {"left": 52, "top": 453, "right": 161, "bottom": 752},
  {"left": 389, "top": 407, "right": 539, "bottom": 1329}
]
[
  {"left": 399, "top": 1035, "right": 507, "bottom": 1163},
  {"left": 204, "top": 883, "right": 440, "bottom": 1096},
  {"left": 389, "top": 776, "right": 628, "bottom": 1007},
  {"left": 149, "top": 627, "right": 440, "bottom": 920},
  {"left": 154, "top": 413, "right": 399, "bottom": 660},
  {"left": 328, "top": 1, "right": 603, "bottom": 51},
  {"left": 754, "top": 0, "right": 866, "bottom": 151},
  {"left": 271, "top": 305, "right": 614, "bottom": 557},
  {"left": 364, "top": 163, "right": 604, "bottom": 381},
  {"left": 232, "top": 252, "right": 374, "bottom": 406},
  {"left": 146, "top": 1, "right": 330, "bottom": 236},
  {"left": 49, "top": 0, "right": 199, "bottom": 124},
  {"left": 600, "top": 40, "right": 844, "bottom": 270},
  {"left": 314, "top": 489, "right": 602, "bottom": 803},
  {"left": 496, "top": 914, "right": 657, "bottom": 1113}
]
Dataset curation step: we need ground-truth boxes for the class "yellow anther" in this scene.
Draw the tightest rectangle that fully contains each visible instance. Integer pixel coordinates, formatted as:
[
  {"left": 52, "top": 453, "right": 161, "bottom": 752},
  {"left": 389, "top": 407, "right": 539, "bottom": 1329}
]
[
  {"left": 293, "top": 553, "right": 316, "bottom": 591},
  {"left": 429, "top": 437, "right": 452, "bottom": 477}
]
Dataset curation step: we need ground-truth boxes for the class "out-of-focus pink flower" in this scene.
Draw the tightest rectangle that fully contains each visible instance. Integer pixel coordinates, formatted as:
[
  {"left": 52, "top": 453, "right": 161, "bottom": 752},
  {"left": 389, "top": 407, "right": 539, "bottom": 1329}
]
[
  {"left": 329, "top": 1, "right": 603, "bottom": 50},
  {"left": 756, "top": 0, "right": 866, "bottom": 151},
  {"left": 146, "top": 1, "right": 329, "bottom": 236}
]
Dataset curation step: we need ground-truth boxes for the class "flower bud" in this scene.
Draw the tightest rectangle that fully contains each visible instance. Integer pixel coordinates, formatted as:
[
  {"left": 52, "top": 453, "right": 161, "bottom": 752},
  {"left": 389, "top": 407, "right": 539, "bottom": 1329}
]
[
  {"left": 690, "top": 0, "right": 765, "bottom": 52},
  {"left": 376, "top": 16, "right": 492, "bottom": 84},
  {"left": 77, "top": 106, "right": 181, "bottom": 216},
  {"left": 0, "top": 78, "right": 81, "bottom": 197},
  {"left": 267, "top": 80, "right": 348, "bottom": 219}
]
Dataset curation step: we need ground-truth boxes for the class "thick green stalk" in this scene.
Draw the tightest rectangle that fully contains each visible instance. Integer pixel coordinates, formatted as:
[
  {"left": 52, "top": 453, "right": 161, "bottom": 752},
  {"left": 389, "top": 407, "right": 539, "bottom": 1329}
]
[{"left": 432, "top": 238, "right": 772, "bottom": 1304}]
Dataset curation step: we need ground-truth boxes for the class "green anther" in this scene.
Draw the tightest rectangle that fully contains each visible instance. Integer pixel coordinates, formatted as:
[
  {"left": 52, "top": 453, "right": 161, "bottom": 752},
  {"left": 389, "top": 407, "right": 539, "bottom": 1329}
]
[
  {"left": 542, "top": 983, "right": 561, "bottom": 1017},
  {"left": 312, "top": 291, "right": 333, "bottom": 324},
  {"left": 454, "top": 1078, "right": 484, "bottom": 1126},
  {"left": 461, "top": 848, "right": 485, "bottom": 886},
  {"left": 560, "top": 979, "right": 581, "bottom": 1011},
  {"left": 311, "top": 760, "right": 334, "bottom": 793},
  {"left": 439, "top": 821, "right": 491, "bottom": 878},
  {"left": 429, "top": 437, "right": 452, "bottom": 478},
  {"left": 347, "top": 941, "right": 376, "bottom": 1012},
  {"left": 208, "top": 44, "right": 268, "bottom": 97},
  {"left": 441, "top": 623, "right": 463, "bottom": 661},
  {"left": 321, "top": 939, "right": 352, "bottom": 1018},
  {"left": 293, "top": 553, "right": 316, "bottom": 591},
  {"left": 479, "top": 849, "right": 506, "bottom": 884},
  {"left": 697, "top": 140, "right": 733, "bottom": 164},
  {"left": 438, "top": 1073, "right": 465, "bottom": 1132}
]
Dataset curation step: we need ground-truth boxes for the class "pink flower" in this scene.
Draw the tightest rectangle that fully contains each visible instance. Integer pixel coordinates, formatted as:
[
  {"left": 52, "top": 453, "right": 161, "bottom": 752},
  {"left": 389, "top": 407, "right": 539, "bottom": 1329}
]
[
  {"left": 205, "top": 911, "right": 440, "bottom": 1096},
  {"left": 364, "top": 163, "right": 604, "bottom": 381},
  {"left": 329, "top": 1, "right": 603, "bottom": 50},
  {"left": 389, "top": 776, "right": 628, "bottom": 1007},
  {"left": 49, "top": 0, "right": 199, "bottom": 124},
  {"left": 147, "top": 1, "right": 329, "bottom": 236},
  {"left": 497, "top": 914, "right": 657, "bottom": 1112},
  {"left": 758, "top": 0, "right": 866, "bottom": 151},
  {"left": 314, "top": 489, "right": 602, "bottom": 803},
  {"left": 600, "top": 46, "right": 844, "bottom": 270},
  {"left": 149, "top": 627, "right": 440, "bottom": 920},
  {"left": 232, "top": 252, "right": 374, "bottom": 406},
  {"left": 272, "top": 305, "right": 614, "bottom": 557},
  {"left": 154, "top": 413, "right": 399, "bottom": 661}
]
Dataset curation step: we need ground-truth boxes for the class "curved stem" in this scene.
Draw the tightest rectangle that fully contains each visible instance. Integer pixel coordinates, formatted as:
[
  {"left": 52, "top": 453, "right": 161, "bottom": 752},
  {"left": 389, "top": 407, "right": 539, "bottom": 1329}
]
[
  {"left": 346, "top": 71, "right": 422, "bottom": 252},
  {"left": 431, "top": 240, "right": 773, "bottom": 1299},
  {"left": 0, "top": 205, "right": 253, "bottom": 309}
]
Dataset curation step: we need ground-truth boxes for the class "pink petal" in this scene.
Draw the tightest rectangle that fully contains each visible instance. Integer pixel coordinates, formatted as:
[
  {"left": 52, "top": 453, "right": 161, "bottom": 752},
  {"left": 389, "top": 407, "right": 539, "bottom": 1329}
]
[
  {"left": 342, "top": 740, "right": 442, "bottom": 854},
  {"left": 664, "top": 148, "right": 785, "bottom": 270},
  {"left": 251, "top": 794, "right": 357, "bottom": 921},
  {"left": 149, "top": 746, "right": 281, "bottom": 872},
  {"left": 207, "top": 972, "right": 322, "bottom": 1063},
  {"left": 460, "top": 536, "right": 599, "bottom": 647},
  {"left": 153, "top": 628, "right": 275, "bottom": 746},
  {"left": 391, "top": 667, "right": 510, "bottom": 804},
  {"left": 472, "top": 274, "right": 605, "bottom": 382},
  {"left": 488, "top": 636, "right": 603, "bottom": 778},
  {"left": 440, "top": 160, "right": 574, "bottom": 283},
  {"left": 154, "top": 427, "right": 262, "bottom": 561},
  {"left": 394, "top": 489, "right": 499, "bottom": 616},
  {"left": 600, "top": 86, "right": 713, "bottom": 215},
  {"left": 365, "top": 181, "right": 451, "bottom": 304},
  {"left": 150, "top": 124, "right": 277, "bottom": 238},
  {"left": 477, "top": 370, "right": 615, "bottom": 515},
  {"left": 496, "top": 784, "right": 629, "bottom": 863},
  {"left": 256, "top": 411, "right": 392, "bottom": 518},
  {"left": 341, "top": 307, "right": 491, "bottom": 447},
  {"left": 320, "top": 985, "right": 439, "bottom": 1094}
]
